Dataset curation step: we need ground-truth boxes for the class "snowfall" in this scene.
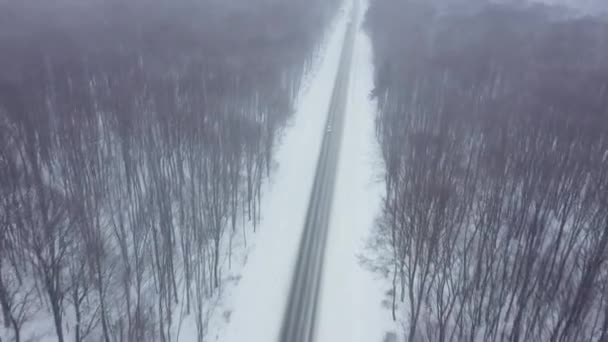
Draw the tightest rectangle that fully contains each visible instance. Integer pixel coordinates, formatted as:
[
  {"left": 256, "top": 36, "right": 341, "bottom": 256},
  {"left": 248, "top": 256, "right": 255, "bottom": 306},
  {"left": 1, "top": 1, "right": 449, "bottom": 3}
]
[
  {"left": 3, "top": 0, "right": 606, "bottom": 341},
  {"left": 195, "top": 0, "right": 608, "bottom": 340},
  {"left": 197, "top": 1, "right": 396, "bottom": 341}
]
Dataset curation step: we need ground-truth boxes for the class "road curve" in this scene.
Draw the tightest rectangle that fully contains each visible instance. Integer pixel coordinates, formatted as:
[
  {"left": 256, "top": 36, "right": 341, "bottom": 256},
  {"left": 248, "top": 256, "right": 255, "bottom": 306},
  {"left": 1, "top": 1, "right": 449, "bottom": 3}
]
[{"left": 278, "top": 2, "right": 358, "bottom": 342}]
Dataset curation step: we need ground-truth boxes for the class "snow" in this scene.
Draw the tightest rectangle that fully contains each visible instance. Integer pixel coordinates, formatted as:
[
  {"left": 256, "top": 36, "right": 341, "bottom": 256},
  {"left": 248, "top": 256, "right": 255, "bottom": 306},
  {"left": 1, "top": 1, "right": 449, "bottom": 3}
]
[
  {"left": 1, "top": 2, "right": 397, "bottom": 342},
  {"left": 315, "top": 1, "right": 396, "bottom": 341},
  {"left": 186, "top": 1, "right": 400, "bottom": 341},
  {"left": 202, "top": 5, "right": 351, "bottom": 342},
  {"left": 207, "top": 1, "right": 398, "bottom": 341},
  {"left": 207, "top": 0, "right": 608, "bottom": 341}
]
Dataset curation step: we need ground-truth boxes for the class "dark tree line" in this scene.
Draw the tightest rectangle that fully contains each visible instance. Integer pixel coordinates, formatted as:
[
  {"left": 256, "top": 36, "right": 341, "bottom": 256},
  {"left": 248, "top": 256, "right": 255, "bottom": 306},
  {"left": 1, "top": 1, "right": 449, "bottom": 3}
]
[
  {"left": 366, "top": 1, "right": 608, "bottom": 341},
  {"left": 0, "top": 0, "right": 338, "bottom": 341}
]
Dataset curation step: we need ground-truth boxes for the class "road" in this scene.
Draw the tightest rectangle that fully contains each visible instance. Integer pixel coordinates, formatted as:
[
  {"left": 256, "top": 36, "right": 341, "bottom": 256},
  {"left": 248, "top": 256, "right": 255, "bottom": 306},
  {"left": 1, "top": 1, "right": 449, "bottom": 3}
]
[{"left": 278, "top": 2, "right": 358, "bottom": 342}]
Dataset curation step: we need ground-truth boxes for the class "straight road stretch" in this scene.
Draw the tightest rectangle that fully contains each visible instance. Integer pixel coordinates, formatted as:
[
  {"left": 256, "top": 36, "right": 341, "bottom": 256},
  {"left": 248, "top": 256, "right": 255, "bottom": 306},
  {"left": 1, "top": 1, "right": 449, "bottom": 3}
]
[{"left": 279, "top": 2, "right": 358, "bottom": 342}]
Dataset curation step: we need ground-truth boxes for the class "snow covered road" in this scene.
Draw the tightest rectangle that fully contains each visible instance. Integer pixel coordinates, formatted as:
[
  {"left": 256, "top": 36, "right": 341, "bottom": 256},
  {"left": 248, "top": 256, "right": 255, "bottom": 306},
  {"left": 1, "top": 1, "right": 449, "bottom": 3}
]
[
  {"left": 209, "top": 4, "right": 351, "bottom": 342},
  {"left": 210, "top": 1, "right": 394, "bottom": 341},
  {"left": 315, "top": 1, "right": 395, "bottom": 341},
  {"left": 278, "top": 3, "right": 357, "bottom": 342}
]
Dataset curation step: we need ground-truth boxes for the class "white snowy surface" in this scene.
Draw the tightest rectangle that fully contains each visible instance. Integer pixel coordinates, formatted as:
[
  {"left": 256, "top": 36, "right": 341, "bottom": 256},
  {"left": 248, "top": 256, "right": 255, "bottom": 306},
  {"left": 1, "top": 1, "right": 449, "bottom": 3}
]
[
  {"left": 202, "top": 5, "right": 351, "bottom": 342},
  {"left": 314, "top": 1, "right": 395, "bottom": 342}
]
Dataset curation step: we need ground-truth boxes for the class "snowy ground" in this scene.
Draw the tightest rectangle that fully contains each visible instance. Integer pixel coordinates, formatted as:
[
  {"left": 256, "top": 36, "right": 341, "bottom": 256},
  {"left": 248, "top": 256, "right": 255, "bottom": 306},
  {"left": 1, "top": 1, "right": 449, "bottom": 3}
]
[
  {"left": 315, "top": 1, "right": 396, "bottom": 341},
  {"left": 203, "top": 4, "right": 352, "bottom": 342}
]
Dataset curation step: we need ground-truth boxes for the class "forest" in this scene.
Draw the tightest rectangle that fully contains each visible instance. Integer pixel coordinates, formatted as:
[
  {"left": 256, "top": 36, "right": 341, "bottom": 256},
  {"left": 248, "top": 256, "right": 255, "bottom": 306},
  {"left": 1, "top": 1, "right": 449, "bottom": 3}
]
[
  {"left": 366, "top": 0, "right": 608, "bottom": 341},
  {"left": 0, "top": 0, "right": 338, "bottom": 341}
]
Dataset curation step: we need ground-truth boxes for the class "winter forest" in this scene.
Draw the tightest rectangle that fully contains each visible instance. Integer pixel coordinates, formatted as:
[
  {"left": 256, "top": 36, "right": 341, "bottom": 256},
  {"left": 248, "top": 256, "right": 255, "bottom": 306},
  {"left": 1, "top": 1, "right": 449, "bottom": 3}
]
[
  {"left": 2, "top": 0, "right": 608, "bottom": 341},
  {"left": 367, "top": 0, "right": 608, "bottom": 341},
  {"left": 0, "top": 0, "right": 338, "bottom": 341}
]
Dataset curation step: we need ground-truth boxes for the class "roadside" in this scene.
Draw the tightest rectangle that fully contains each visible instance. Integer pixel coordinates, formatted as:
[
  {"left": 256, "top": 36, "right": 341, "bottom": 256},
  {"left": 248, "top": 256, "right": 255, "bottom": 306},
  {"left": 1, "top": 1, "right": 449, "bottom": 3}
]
[{"left": 316, "top": 1, "right": 398, "bottom": 341}]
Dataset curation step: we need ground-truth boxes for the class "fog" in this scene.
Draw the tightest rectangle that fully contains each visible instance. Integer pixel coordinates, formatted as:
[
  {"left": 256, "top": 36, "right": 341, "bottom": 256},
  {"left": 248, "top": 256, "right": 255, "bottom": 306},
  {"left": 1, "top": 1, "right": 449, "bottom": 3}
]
[
  {"left": 366, "top": 0, "right": 608, "bottom": 341},
  {"left": 2, "top": 0, "right": 608, "bottom": 341},
  {"left": 0, "top": 1, "right": 339, "bottom": 341},
  {"left": 0, "top": 0, "right": 336, "bottom": 81},
  {"left": 533, "top": 0, "right": 608, "bottom": 13}
]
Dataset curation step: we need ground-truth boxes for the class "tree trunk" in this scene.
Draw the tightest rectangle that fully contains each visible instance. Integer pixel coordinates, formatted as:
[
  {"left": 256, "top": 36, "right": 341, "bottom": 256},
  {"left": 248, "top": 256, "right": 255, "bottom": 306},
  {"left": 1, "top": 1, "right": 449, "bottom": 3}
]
[
  {"left": 214, "top": 237, "right": 220, "bottom": 289},
  {"left": 50, "top": 295, "right": 65, "bottom": 342}
]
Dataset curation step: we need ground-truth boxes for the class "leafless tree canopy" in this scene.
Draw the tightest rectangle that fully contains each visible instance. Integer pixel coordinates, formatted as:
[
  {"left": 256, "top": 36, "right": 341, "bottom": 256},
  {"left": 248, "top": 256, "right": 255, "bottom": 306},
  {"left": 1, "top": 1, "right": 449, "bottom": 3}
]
[
  {"left": 0, "top": 0, "right": 338, "bottom": 341},
  {"left": 366, "top": 1, "right": 608, "bottom": 341}
]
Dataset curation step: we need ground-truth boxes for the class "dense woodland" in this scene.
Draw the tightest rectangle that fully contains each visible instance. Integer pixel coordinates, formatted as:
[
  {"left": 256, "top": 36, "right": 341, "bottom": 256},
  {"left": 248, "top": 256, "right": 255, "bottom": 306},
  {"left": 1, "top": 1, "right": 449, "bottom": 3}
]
[
  {"left": 367, "top": 1, "right": 608, "bottom": 341},
  {"left": 0, "top": 0, "right": 338, "bottom": 341}
]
